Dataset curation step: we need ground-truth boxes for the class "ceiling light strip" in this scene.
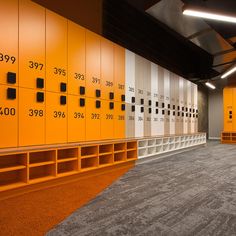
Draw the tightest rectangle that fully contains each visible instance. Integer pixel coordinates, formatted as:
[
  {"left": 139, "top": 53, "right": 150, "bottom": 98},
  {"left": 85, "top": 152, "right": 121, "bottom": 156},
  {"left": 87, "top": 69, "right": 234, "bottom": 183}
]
[
  {"left": 221, "top": 66, "right": 236, "bottom": 79},
  {"left": 205, "top": 82, "right": 216, "bottom": 89}
]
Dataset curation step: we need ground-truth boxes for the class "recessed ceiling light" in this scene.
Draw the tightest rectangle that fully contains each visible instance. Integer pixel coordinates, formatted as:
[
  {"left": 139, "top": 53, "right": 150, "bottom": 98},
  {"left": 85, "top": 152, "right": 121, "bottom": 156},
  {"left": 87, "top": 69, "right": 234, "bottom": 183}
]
[
  {"left": 221, "top": 66, "right": 236, "bottom": 79},
  {"left": 183, "top": 6, "right": 236, "bottom": 23},
  {"left": 205, "top": 82, "right": 216, "bottom": 89}
]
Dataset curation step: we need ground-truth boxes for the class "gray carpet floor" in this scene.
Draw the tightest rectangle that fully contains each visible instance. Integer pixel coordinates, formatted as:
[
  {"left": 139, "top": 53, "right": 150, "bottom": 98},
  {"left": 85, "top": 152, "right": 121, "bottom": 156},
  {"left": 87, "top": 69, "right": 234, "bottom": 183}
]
[{"left": 47, "top": 141, "right": 236, "bottom": 236}]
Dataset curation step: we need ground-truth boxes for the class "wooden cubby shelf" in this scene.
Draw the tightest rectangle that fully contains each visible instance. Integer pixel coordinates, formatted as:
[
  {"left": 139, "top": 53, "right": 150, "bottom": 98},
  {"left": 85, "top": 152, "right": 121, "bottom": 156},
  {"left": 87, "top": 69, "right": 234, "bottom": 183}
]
[
  {"left": 221, "top": 132, "right": 236, "bottom": 143},
  {"left": 0, "top": 140, "right": 137, "bottom": 192}
]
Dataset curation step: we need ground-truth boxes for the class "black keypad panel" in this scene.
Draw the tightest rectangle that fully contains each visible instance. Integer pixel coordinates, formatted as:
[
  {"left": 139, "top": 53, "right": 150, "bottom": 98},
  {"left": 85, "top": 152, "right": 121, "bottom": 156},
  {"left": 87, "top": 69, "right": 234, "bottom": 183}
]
[
  {"left": 7, "top": 88, "right": 16, "bottom": 100},
  {"left": 7, "top": 72, "right": 16, "bottom": 84},
  {"left": 36, "top": 92, "right": 44, "bottom": 102},
  {"left": 80, "top": 98, "right": 85, "bottom": 107},
  {"left": 121, "top": 94, "right": 125, "bottom": 101},
  {"left": 156, "top": 109, "right": 158, "bottom": 114},
  {"left": 132, "top": 97, "right": 135, "bottom": 103},
  {"left": 60, "top": 82, "right": 67, "bottom": 92},
  {"left": 36, "top": 78, "right": 44, "bottom": 89},
  {"left": 149, "top": 100, "right": 152, "bottom": 106},
  {"left": 80, "top": 86, "right": 85, "bottom": 95},
  {"left": 60, "top": 96, "right": 67, "bottom": 105},
  {"left": 109, "top": 102, "right": 114, "bottom": 109},
  {"left": 121, "top": 104, "right": 125, "bottom": 111},
  {"left": 141, "top": 107, "right": 144, "bottom": 113},
  {"left": 132, "top": 105, "right": 135, "bottom": 112},
  {"left": 95, "top": 89, "right": 101, "bottom": 98},
  {"left": 109, "top": 92, "right": 114, "bottom": 100},
  {"left": 149, "top": 108, "right": 152, "bottom": 114},
  {"left": 96, "top": 100, "right": 101, "bottom": 108}
]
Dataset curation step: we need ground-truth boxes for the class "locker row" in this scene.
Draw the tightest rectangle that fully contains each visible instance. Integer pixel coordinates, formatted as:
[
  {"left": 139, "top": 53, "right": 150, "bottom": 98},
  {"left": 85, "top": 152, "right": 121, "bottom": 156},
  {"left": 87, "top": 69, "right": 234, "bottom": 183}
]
[
  {"left": 0, "top": 0, "right": 125, "bottom": 101},
  {"left": 0, "top": 85, "right": 126, "bottom": 148}
]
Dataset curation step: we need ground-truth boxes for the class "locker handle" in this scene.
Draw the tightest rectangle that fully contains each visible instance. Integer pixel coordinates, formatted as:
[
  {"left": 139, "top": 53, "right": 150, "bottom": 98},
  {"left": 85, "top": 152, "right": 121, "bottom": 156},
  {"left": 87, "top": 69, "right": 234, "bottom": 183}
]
[
  {"left": 121, "top": 104, "right": 125, "bottom": 111},
  {"left": 132, "top": 97, "right": 135, "bottom": 103},
  {"left": 121, "top": 94, "right": 125, "bottom": 102},
  {"left": 109, "top": 102, "right": 114, "bottom": 109},
  {"left": 7, "top": 88, "right": 16, "bottom": 100},
  {"left": 80, "top": 98, "right": 85, "bottom": 107},
  {"left": 60, "top": 96, "right": 67, "bottom": 105},
  {"left": 162, "top": 110, "right": 165, "bottom": 115},
  {"left": 149, "top": 100, "right": 152, "bottom": 106},
  {"left": 60, "top": 83, "right": 67, "bottom": 92},
  {"left": 173, "top": 105, "right": 175, "bottom": 109},
  {"left": 36, "top": 92, "right": 44, "bottom": 103},
  {"left": 95, "top": 89, "right": 101, "bottom": 98},
  {"left": 96, "top": 100, "right": 101, "bottom": 108},
  {"left": 149, "top": 108, "right": 152, "bottom": 114},
  {"left": 162, "top": 103, "right": 165, "bottom": 108},
  {"left": 156, "top": 109, "right": 158, "bottom": 114},
  {"left": 80, "top": 86, "right": 85, "bottom": 95},
  {"left": 36, "top": 78, "right": 44, "bottom": 89},
  {"left": 168, "top": 104, "right": 170, "bottom": 109},
  {"left": 156, "top": 102, "right": 158, "bottom": 107},
  {"left": 140, "top": 98, "right": 144, "bottom": 105},
  {"left": 131, "top": 105, "right": 135, "bottom": 112},
  {"left": 109, "top": 92, "right": 114, "bottom": 100},
  {"left": 141, "top": 107, "right": 144, "bottom": 113}
]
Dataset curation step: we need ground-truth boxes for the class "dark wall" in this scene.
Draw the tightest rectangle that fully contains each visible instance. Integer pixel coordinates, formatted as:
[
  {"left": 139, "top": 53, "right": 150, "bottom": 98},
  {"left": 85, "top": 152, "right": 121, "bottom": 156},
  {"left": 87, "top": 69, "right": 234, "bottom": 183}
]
[{"left": 198, "top": 84, "right": 209, "bottom": 136}]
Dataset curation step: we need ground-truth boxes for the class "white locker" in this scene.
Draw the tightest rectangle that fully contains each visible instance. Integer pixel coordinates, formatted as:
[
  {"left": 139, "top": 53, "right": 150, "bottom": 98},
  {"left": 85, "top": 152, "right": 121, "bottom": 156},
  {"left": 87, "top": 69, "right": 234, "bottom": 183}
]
[
  {"left": 144, "top": 106, "right": 151, "bottom": 137},
  {"left": 135, "top": 55, "right": 144, "bottom": 106},
  {"left": 169, "top": 73, "right": 175, "bottom": 135},
  {"left": 194, "top": 84, "right": 198, "bottom": 133},
  {"left": 164, "top": 69, "right": 170, "bottom": 135},
  {"left": 125, "top": 50, "right": 135, "bottom": 104},
  {"left": 143, "top": 59, "right": 151, "bottom": 107},
  {"left": 187, "top": 80, "right": 192, "bottom": 133},
  {"left": 179, "top": 77, "right": 184, "bottom": 135},
  {"left": 135, "top": 104, "right": 144, "bottom": 137},
  {"left": 190, "top": 83, "right": 195, "bottom": 133},
  {"left": 151, "top": 105, "right": 159, "bottom": 136},
  {"left": 175, "top": 76, "right": 180, "bottom": 135},
  {"left": 183, "top": 79, "right": 188, "bottom": 134},
  {"left": 151, "top": 63, "right": 158, "bottom": 107},
  {"left": 158, "top": 66, "right": 165, "bottom": 136},
  {"left": 125, "top": 103, "right": 135, "bottom": 138}
]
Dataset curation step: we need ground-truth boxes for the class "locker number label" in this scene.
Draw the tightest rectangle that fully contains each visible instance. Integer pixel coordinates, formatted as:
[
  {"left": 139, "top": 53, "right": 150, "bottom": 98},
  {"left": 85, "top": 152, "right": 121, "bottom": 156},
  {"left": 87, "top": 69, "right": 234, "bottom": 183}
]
[
  {"left": 92, "top": 77, "right": 100, "bottom": 84},
  {"left": 138, "top": 116, "right": 143, "bottom": 121},
  {"left": 29, "top": 109, "right": 43, "bottom": 117},
  {"left": 138, "top": 89, "right": 143, "bottom": 95},
  {"left": 74, "top": 112, "right": 84, "bottom": 119},
  {"left": 106, "top": 114, "right": 113, "bottom": 119},
  {"left": 54, "top": 67, "right": 66, "bottom": 76},
  {"left": 53, "top": 111, "right": 66, "bottom": 118},
  {"left": 74, "top": 73, "right": 85, "bottom": 80},
  {"left": 91, "top": 113, "right": 100, "bottom": 119},
  {"left": 128, "top": 116, "right": 134, "bottom": 120},
  {"left": 29, "top": 61, "right": 43, "bottom": 70},
  {"left": 118, "top": 115, "right": 125, "bottom": 120},
  {"left": 129, "top": 87, "right": 134, "bottom": 92},
  {"left": 0, "top": 107, "right": 16, "bottom": 116},
  {"left": 0, "top": 53, "right": 16, "bottom": 64},
  {"left": 105, "top": 81, "right": 113, "bottom": 87},
  {"left": 118, "top": 84, "right": 125, "bottom": 90}
]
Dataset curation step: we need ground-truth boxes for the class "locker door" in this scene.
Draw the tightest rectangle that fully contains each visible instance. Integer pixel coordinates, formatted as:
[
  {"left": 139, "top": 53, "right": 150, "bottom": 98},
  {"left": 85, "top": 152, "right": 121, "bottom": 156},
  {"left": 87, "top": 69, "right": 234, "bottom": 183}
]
[
  {"left": 125, "top": 50, "right": 135, "bottom": 104},
  {"left": 86, "top": 30, "right": 101, "bottom": 98},
  {"left": 183, "top": 79, "right": 188, "bottom": 134},
  {"left": 175, "top": 76, "right": 180, "bottom": 135},
  {"left": 135, "top": 55, "right": 144, "bottom": 106},
  {"left": 158, "top": 65, "right": 165, "bottom": 136},
  {"left": 101, "top": 38, "right": 114, "bottom": 100},
  {"left": 179, "top": 77, "right": 184, "bottom": 134},
  {"left": 135, "top": 105, "right": 144, "bottom": 138},
  {"left": 224, "top": 88, "right": 233, "bottom": 131},
  {"left": 144, "top": 106, "right": 151, "bottom": 136},
  {"left": 158, "top": 108, "right": 165, "bottom": 136},
  {"left": 45, "top": 92, "right": 67, "bottom": 144},
  {"left": 151, "top": 63, "right": 158, "bottom": 107},
  {"left": 19, "top": 0, "right": 45, "bottom": 89},
  {"left": 144, "top": 59, "right": 151, "bottom": 106},
  {"left": 232, "top": 88, "right": 236, "bottom": 131},
  {"left": 114, "top": 102, "right": 125, "bottom": 139},
  {"left": 0, "top": 0, "right": 18, "bottom": 86},
  {"left": 164, "top": 69, "right": 170, "bottom": 135},
  {"left": 68, "top": 95, "right": 86, "bottom": 142},
  {"left": 68, "top": 21, "right": 85, "bottom": 95},
  {"left": 194, "top": 84, "right": 198, "bottom": 133},
  {"left": 151, "top": 105, "right": 159, "bottom": 136},
  {"left": 125, "top": 103, "right": 135, "bottom": 138},
  {"left": 46, "top": 10, "right": 67, "bottom": 92},
  {"left": 170, "top": 73, "right": 175, "bottom": 135},
  {"left": 191, "top": 83, "right": 195, "bottom": 133},
  {"left": 187, "top": 81, "right": 192, "bottom": 133},
  {"left": 101, "top": 100, "right": 114, "bottom": 140},
  {"left": 19, "top": 88, "right": 45, "bottom": 146},
  {"left": 114, "top": 45, "right": 125, "bottom": 102},
  {"left": 86, "top": 98, "right": 101, "bottom": 141},
  {"left": 0, "top": 85, "right": 18, "bottom": 148}
]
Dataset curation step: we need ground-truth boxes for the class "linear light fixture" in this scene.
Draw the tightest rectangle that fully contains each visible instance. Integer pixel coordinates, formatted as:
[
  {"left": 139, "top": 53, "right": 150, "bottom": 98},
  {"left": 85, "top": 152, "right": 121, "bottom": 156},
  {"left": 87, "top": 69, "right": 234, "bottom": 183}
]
[
  {"left": 221, "top": 66, "right": 236, "bottom": 79},
  {"left": 205, "top": 82, "right": 216, "bottom": 89},
  {"left": 183, "top": 6, "right": 236, "bottom": 23}
]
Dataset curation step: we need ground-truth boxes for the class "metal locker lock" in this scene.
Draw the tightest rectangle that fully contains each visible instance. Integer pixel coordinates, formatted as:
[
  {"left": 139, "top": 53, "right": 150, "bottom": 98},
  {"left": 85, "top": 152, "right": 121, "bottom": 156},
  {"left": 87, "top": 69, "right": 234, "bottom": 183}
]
[
  {"left": 140, "top": 98, "right": 144, "bottom": 105},
  {"left": 173, "top": 111, "right": 175, "bottom": 116},
  {"left": 162, "top": 110, "right": 165, "bottom": 115},
  {"left": 168, "top": 110, "right": 170, "bottom": 116},
  {"left": 168, "top": 104, "right": 170, "bottom": 109},
  {"left": 109, "top": 102, "right": 114, "bottom": 109},
  {"left": 156, "top": 101, "right": 158, "bottom": 107},
  {"left": 131, "top": 97, "right": 135, "bottom": 103},
  {"left": 7, "top": 88, "right": 16, "bottom": 100},
  {"left": 36, "top": 92, "right": 44, "bottom": 102},
  {"left": 149, "top": 100, "right": 152, "bottom": 106},
  {"left": 109, "top": 92, "right": 114, "bottom": 100},
  {"left": 156, "top": 109, "right": 158, "bottom": 114},
  {"left": 7, "top": 72, "right": 16, "bottom": 84},
  {"left": 60, "top": 95, "right": 67, "bottom": 105},
  {"left": 131, "top": 105, "right": 135, "bottom": 112},
  {"left": 149, "top": 108, "right": 152, "bottom": 114},
  {"left": 79, "top": 86, "right": 85, "bottom": 95},
  {"left": 162, "top": 102, "right": 165, "bottom": 108},
  {"left": 95, "top": 89, "right": 101, "bottom": 98},
  {"left": 80, "top": 98, "right": 85, "bottom": 107},
  {"left": 36, "top": 78, "right": 44, "bottom": 89},
  {"left": 141, "top": 107, "right": 144, "bottom": 113},
  {"left": 60, "top": 83, "right": 67, "bottom": 92}
]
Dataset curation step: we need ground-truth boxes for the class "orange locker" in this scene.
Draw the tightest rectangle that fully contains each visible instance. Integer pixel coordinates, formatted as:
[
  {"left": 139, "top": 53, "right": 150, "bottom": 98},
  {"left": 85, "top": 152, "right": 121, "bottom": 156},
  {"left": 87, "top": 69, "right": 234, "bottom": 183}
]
[
  {"left": 45, "top": 92, "right": 67, "bottom": 144},
  {"left": 0, "top": 0, "right": 18, "bottom": 86},
  {"left": 0, "top": 85, "right": 18, "bottom": 148},
  {"left": 114, "top": 102, "right": 125, "bottom": 139},
  {"left": 223, "top": 87, "right": 233, "bottom": 131},
  {"left": 114, "top": 44, "right": 125, "bottom": 102},
  {"left": 85, "top": 98, "right": 101, "bottom": 141},
  {"left": 68, "top": 95, "right": 86, "bottom": 142},
  {"left": 46, "top": 10, "right": 67, "bottom": 92},
  {"left": 68, "top": 20, "right": 86, "bottom": 95},
  {"left": 19, "top": 88, "right": 45, "bottom": 146},
  {"left": 19, "top": 0, "right": 45, "bottom": 89},
  {"left": 101, "top": 38, "right": 114, "bottom": 100},
  {"left": 85, "top": 30, "right": 101, "bottom": 98},
  {"left": 101, "top": 100, "right": 114, "bottom": 140}
]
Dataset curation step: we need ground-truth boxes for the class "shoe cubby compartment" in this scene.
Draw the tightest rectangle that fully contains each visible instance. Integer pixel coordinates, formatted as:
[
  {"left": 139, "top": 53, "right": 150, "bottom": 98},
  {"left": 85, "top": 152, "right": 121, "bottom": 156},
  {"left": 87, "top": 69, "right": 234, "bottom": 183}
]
[
  {"left": 99, "top": 144, "right": 113, "bottom": 155},
  {"left": 29, "top": 164, "right": 56, "bottom": 183},
  {"left": 99, "top": 154, "right": 113, "bottom": 166},
  {"left": 0, "top": 169, "right": 27, "bottom": 190},
  {"left": 81, "top": 146, "right": 98, "bottom": 158},
  {"left": 57, "top": 148, "right": 78, "bottom": 162},
  {"left": 163, "top": 138, "right": 169, "bottom": 144},
  {"left": 138, "top": 148, "right": 148, "bottom": 158},
  {"left": 162, "top": 144, "right": 169, "bottom": 152},
  {"left": 127, "top": 150, "right": 137, "bottom": 160},
  {"left": 29, "top": 150, "right": 56, "bottom": 167},
  {"left": 156, "top": 139, "right": 162, "bottom": 145},
  {"left": 57, "top": 160, "right": 78, "bottom": 175},
  {"left": 148, "top": 147, "right": 155, "bottom": 155},
  {"left": 80, "top": 156, "right": 98, "bottom": 170},
  {"left": 169, "top": 137, "right": 175, "bottom": 143},
  {"left": 114, "top": 143, "right": 126, "bottom": 153},
  {"left": 114, "top": 152, "right": 126, "bottom": 162},
  {"left": 156, "top": 145, "right": 162, "bottom": 153},
  {"left": 148, "top": 139, "right": 155, "bottom": 147},
  {"left": 0, "top": 153, "right": 27, "bottom": 172},
  {"left": 127, "top": 141, "right": 137, "bottom": 151},
  {"left": 175, "top": 142, "right": 180, "bottom": 149},
  {"left": 169, "top": 143, "right": 175, "bottom": 150},
  {"left": 138, "top": 140, "right": 148, "bottom": 148}
]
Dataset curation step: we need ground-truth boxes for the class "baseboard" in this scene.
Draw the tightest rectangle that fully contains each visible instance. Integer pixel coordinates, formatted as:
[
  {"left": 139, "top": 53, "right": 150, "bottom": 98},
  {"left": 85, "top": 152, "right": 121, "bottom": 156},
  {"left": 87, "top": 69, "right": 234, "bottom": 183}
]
[{"left": 208, "top": 137, "right": 221, "bottom": 140}]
